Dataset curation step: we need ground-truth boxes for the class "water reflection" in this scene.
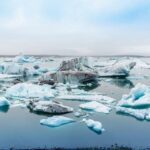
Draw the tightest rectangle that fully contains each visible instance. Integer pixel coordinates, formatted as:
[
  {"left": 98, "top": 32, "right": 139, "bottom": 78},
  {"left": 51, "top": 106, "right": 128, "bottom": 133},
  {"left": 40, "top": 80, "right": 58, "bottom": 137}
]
[
  {"left": 78, "top": 81, "right": 100, "bottom": 91},
  {"left": 107, "top": 78, "right": 134, "bottom": 89}
]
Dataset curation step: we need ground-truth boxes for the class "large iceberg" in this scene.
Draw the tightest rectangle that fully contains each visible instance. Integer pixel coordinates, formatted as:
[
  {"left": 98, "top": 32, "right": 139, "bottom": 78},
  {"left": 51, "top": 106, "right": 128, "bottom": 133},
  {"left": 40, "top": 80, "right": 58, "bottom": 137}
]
[
  {"left": 5, "top": 83, "right": 55, "bottom": 100},
  {"left": 99, "top": 60, "right": 136, "bottom": 77},
  {"left": 82, "top": 118, "right": 104, "bottom": 133},
  {"left": 40, "top": 116, "right": 75, "bottom": 127},
  {"left": 117, "top": 83, "right": 150, "bottom": 107},
  {"left": 40, "top": 57, "right": 98, "bottom": 85},
  {"left": 80, "top": 101, "right": 111, "bottom": 114},
  {"left": 116, "top": 83, "right": 150, "bottom": 120},
  {"left": 28, "top": 100, "right": 73, "bottom": 114}
]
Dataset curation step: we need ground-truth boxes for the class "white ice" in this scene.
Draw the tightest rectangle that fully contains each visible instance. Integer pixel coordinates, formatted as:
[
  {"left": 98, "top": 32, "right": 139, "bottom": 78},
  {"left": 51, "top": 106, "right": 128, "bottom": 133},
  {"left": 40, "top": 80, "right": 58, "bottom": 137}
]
[
  {"left": 117, "top": 83, "right": 150, "bottom": 107},
  {"left": 80, "top": 101, "right": 111, "bottom": 114},
  {"left": 82, "top": 118, "right": 104, "bottom": 133},
  {"left": 5, "top": 83, "right": 56, "bottom": 100},
  {"left": 116, "top": 106, "right": 150, "bottom": 120},
  {"left": 14, "top": 55, "right": 36, "bottom": 63},
  {"left": 40, "top": 116, "right": 75, "bottom": 127}
]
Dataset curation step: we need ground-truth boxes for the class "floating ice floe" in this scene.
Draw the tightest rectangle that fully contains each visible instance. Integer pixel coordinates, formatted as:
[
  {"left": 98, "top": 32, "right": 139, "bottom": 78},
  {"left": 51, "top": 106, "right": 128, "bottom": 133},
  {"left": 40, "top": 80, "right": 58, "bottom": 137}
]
[
  {"left": 0, "top": 74, "right": 21, "bottom": 79},
  {"left": 57, "top": 94, "right": 115, "bottom": 105},
  {"left": 14, "top": 55, "right": 36, "bottom": 63},
  {"left": 116, "top": 83, "right": 150, "bottom": 120},
  {"left": 116, "top": 106, "right": 150, "bottom": 121},
  {"left": 5, "top": 83, "right": 56, "bottom": 100},
  {"left": 82, "top": 118, "right": 104, "bottom": 133},
  {"left": 40, "top": 116, "right": 75, "bottom": 127},
  {"left": 117, "top": 83, "right": 150, "bottom": 108},
  {"left": 0, "top": 97, "right": 10, "bottom": 107},
  {"left": 99, "top": 60, "right": 136, "bottom": 78},
  {"left": 28, "top": 100, "right": 73, "bottom": 114},
  {"left": 80, "top": 101, "right": 111, "bottom": 114}
]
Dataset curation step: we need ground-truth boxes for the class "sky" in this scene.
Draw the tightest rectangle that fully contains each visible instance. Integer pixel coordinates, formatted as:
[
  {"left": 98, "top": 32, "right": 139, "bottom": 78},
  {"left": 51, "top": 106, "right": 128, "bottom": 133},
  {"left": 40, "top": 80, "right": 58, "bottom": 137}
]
[{"left": 0, "top": 0, "right": 150, "bottom": 55}]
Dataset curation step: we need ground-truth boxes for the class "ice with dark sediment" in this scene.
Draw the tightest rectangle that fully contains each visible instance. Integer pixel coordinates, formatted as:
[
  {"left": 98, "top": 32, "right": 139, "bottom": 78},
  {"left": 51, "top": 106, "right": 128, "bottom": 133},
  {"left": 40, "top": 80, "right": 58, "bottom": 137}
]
[
  {"left": 40, "top": 57, "right": 98, "bottom": 84},
  {"left": 27, "top": 100, "right": 73, "bottom": 114}
]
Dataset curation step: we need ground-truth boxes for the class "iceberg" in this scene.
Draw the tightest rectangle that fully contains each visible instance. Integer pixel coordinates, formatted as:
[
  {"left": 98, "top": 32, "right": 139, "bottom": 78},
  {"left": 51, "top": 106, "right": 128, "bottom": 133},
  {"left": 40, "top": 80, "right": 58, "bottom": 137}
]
[
  {"left": 116, "top": 83, "right": 150, "bottom": 120},
  {"left": 58, "top": 57, "right": 95, "bottom": 72},
  {"left": 40, "top": 116, "right": 75, "bottom": 127},
  {"left": 0, "top": 63, "right": 24, "bottom": 75},
  {"left": 0, "top": 97, "right": 10, "bottom": 107},
  {"left": 99, "top": 60, "right": 136, "bottom": 78},
  {"left": 117, "top": 83, "right": 150, "bottom": 108},
  {"left": 80, "top": 101, "right": 111, "bottom": 113},
  {"left": 82, "top": 118, "right": 104, "bottom": 133},
  {"left": 14, "top": 55, "right": 35, "bottom": 63},
  {"left": 116, "top": 106, "right": 150, "bottom": 120},
  {"left": 40, "top": 57, "right": 98, "bottom": 85},
  {"left": 5, "top": 83, "right": 55, "bottom": 100},
  {"left": 57, "top": 94, "right": 115, "bottom": 105},
  {"left": 28, "top": 100, "right": 73, "bottom": 114}
]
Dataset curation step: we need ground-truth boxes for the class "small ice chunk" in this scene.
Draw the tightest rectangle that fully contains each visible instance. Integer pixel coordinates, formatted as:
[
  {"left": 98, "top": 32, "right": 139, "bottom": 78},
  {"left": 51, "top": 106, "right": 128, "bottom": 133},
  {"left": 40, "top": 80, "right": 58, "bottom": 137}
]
[
  {"left": 80, "top": 101, "right": 111, "bottom": 114},
  {"left": 0, "top": 97, "right": 10, "bottom": 107},
  {"left": 82, "top": 118, "right": 104, "bottom": 133},
  {"left": 40, "top": 116, "right": 75, "bottom": 127}
]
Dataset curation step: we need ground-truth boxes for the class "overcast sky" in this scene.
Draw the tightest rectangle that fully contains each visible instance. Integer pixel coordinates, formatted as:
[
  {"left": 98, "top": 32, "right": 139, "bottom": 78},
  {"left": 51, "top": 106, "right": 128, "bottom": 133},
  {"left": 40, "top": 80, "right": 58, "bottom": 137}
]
[{"left": 0, "top": 0, "right": 150, "bottom": 55}]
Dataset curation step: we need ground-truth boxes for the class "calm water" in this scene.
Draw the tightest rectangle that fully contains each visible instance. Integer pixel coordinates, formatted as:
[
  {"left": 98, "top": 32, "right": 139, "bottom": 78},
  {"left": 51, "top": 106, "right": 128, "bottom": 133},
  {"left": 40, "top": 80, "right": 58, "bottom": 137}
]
[{"left": 0, "top": 56, "right": 150, "bottom": 149}]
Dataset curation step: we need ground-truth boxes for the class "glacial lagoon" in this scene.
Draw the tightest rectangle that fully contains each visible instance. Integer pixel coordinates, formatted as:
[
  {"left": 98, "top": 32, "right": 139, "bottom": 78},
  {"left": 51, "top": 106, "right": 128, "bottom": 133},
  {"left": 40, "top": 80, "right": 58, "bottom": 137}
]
[{"left": 0, "top": 56, "right": 150, "bottom": 149}]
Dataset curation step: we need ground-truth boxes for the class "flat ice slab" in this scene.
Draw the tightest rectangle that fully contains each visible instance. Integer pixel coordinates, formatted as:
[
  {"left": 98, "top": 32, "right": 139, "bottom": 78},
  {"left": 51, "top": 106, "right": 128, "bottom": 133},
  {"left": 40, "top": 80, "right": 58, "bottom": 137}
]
[
  {"left": 40, "top": 116, "right": 75, "bottom": 127},
  {"left": 82, "top": 118, "right": 104, "bottom": 133},
  {"left": 57, "top": 94, "right": 115, "bottom": 105},
  {"left": 80, "top": 101, "right": 111, "bottom": 113},
  {"left": 5, "top": 83, "right": 55, "bottom": 100}
]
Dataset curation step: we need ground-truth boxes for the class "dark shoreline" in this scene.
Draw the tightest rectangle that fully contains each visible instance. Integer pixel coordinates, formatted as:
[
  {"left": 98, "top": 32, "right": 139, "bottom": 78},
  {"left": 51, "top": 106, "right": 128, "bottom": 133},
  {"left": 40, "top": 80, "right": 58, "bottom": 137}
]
[{"left": 7, "top": 144, "right": 146, "bottom": 150}]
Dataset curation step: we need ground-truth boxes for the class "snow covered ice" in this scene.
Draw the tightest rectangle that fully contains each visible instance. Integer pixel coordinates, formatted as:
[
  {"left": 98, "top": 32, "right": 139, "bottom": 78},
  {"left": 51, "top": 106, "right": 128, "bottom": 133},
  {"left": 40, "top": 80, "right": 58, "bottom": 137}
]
[
  {"left": 116, "top": 83, "right": 150, "bottom": 120},
  {"left": 80, "top": 101, "right": 111, "bottom": 114},
  {"left": 82, "top": 118, "right": 105, "bottom": 133},
  {"left": 40, "top": 116, "right": 75, "bottom": 127},
  {"left": 117, "top": 83, "right": 150, "bottom": 107}
]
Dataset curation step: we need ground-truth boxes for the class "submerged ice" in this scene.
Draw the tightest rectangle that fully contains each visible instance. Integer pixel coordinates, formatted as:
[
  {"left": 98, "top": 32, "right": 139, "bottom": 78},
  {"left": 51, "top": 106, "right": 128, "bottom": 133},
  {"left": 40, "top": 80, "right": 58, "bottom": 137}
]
[{"left": 40, "top": 116, "right": 75, "bottom": 127}]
